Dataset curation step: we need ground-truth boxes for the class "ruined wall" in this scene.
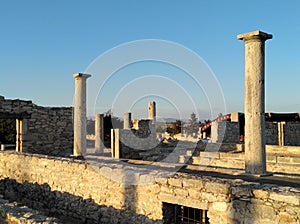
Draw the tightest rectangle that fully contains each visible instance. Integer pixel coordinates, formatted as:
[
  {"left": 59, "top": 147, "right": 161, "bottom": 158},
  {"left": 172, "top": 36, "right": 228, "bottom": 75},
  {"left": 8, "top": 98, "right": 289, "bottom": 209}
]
[
  {"left": 284, "top": 122, "right": 300, "bottom": 146},
  {"left": 0, "top": 152, "right": 299, "bottom": 224},
  {"left": 212, "top": 120, "right": 300, "bottom": 146},
  {"left": 112, "top": 119, "right": 158, "bottom": 159},
  {"left": 211, "top": 121, "right": 240, "bottom": 143},
  {"left": 0, "top": 96, "right": 73, "bottom": 156},
  {"left": 265, "top": 122, "right": 278, "bottom": 145}
]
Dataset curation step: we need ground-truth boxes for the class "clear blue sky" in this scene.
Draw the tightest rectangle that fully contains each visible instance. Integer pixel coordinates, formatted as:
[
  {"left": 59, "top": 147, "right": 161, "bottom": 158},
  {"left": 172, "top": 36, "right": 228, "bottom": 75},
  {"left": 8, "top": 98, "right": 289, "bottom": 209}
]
[{"left": 0, "top": 1, "right": 299, "bottom": 120}]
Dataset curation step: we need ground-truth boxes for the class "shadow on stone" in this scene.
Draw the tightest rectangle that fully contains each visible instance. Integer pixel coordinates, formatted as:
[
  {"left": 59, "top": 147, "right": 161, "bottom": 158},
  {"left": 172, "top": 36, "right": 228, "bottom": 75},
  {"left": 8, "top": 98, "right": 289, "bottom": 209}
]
[{"left": 0, "top": 178, "right": 160, "bottom": 224}]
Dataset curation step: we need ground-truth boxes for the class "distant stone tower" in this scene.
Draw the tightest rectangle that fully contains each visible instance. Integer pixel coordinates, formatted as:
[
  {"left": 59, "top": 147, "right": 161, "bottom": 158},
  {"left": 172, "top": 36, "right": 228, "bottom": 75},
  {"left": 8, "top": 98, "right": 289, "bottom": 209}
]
[{"left": 148, "top": 101, "right": 156, "bottom": 124}]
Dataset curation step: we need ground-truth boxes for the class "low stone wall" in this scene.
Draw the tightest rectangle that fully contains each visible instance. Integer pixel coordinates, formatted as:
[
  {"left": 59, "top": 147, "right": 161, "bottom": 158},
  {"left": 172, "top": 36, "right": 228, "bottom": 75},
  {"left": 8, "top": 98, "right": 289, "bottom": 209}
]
[
  {"left": 189, "top": 150, "right": 300, "bottom": 174},
  {"left": 0, "top": 152, "right": 299, "bottom": 223},
  {"left": 266, "top": 144, "right": 300, "bottom": 155}
]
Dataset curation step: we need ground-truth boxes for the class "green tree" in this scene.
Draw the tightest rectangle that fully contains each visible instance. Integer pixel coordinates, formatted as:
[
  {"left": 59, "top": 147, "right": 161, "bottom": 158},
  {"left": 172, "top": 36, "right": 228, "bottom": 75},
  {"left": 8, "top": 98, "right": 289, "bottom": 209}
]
[
  {"left": 103, "top": 110, "right": 123, "bottom": 143},
  {"left": 186, "top": 112, "right": 199, "bottom": 136},
  {"left": 0, "top": 118, "right": 16, "bottom": 144}
]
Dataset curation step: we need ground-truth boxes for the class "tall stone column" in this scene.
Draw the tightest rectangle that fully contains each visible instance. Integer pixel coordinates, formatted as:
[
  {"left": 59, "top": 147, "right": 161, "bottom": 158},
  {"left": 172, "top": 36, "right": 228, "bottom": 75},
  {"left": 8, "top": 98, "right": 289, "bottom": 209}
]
[
  {"left": 238, "top": 31, "right": 272, "bottom": 175},
  {"left": 95, "top": 114, "right": 104, "bottom": 153},
  {"left": 123, "top": 112, "right": 132, "bottom": 130},
  {"left": 148, "top": 101, "right": 156, "bottom": 124},
  {"left": 16, "top": 119, "right": 23, "bottom": 152},
  {"left": 73, "top": 73, "right": 91, "bottom": 157}
]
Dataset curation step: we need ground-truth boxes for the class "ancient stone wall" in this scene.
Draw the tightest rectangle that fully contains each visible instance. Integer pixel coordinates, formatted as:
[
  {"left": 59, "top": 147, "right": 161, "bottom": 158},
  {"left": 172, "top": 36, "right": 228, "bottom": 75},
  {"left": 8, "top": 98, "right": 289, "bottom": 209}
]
[
  {"left": 284, "top": 122, "right": 300, "bottom": 146},
  {"left": 112, "top": 119, "right": 158, "bottom": 159},
  {"left": 211, "top": 121, "right": 240, "bottom": 143},
  {"left": 0, "top": 96, "right": 73, "bottom": 156},
  {"left": 211, "top": 120, "right": 300, "bottom": 146},
  {"left": 0, "top": 152, "right": 299, "bottom": 223},
  {"left": 265, "top": 122, "right": 278, "bottom": 145}
]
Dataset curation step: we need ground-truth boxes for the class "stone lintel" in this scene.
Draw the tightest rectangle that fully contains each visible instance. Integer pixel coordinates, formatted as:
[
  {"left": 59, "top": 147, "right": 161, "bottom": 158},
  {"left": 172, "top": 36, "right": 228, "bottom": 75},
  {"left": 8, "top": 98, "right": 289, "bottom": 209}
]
[
  {"left": 73, "top": 73, "right": 92, "bottom": 79},
  {"left": 237, "top": 30, "right": 273, "bottom": 41}
]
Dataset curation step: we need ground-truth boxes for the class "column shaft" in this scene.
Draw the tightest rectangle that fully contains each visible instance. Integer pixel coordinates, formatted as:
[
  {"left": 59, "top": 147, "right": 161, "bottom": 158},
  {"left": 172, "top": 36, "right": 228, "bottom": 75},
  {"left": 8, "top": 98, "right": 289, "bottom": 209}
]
[
  {"left": 73, "top": 73, "right": 91, "bottom": 157},
  {"left": 148, "top": 101, "right": 156, "bottom": 124},
  {"left": 123, "top": 112, "right": 132, "bottom": 130},
  {"left": 95, "top": 114, "right": 104, "bottom": 153},
  {"left": 238, "top": 31, "right": 272, "bottom": 175}
]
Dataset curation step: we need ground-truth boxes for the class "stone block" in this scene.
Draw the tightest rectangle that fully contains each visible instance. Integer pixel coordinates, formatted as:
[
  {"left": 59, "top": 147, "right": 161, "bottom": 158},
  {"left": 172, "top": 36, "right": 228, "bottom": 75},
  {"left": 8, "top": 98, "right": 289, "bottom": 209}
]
[
  {"left": 252, "top": 204, "right": 277, "bottom": 221},
  {"left": 182, "top": 179, "right": 203, "bottom": 188},
  {"left": 205, "top": 182, "right": 231, "bottom": 195},
  {"left": 252, "top": 189, "right": 269, "bottom": 199},
  {"left": 201, "top": 192, "right": 218, "bottom": 202},
  {"left": 211, "top": 202, "right": 229, "bottom": 212},
  {"left": 174, "top": 188, "right": 188, "bottom": 197},
  {"left": 188, "top": 188, "right": 201, "bottom": 199},
  {"left": 269, "top": 192, "right": 300, "bottom": 205},
  {"left": 266, "top": 155, "right": 277, "bottom": 163},
  {"left": 167, "top": 178, "right": 182, "bottom": 188}
]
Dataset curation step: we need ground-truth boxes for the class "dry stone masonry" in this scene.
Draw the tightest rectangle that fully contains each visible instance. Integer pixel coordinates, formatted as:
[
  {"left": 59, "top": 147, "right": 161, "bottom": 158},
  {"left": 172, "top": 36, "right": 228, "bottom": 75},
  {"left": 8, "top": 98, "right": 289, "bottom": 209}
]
[
  {"left": 0, "top": 152, "right": 299, "bottom": 224},
  {"left": 211, "top": 121, "right": 240, "bottom": 144},
  {"left": 0, "top": 96, "right": 73, "bottom": 156},
  {"left": 112, "top": 119, "right": 158, "bottom": 158},
  {"left": 211, "top": 114, "right": 300, "bottom": 146}
]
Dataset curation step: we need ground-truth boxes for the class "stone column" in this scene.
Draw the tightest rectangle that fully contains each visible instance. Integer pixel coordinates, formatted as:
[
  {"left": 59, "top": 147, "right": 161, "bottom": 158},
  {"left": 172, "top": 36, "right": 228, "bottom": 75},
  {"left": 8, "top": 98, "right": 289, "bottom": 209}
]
[
  {"left": 238, "top": 31, "right": 272, "bottom": 175},
  {"left": 16, "top": 119, "right": 23, "bottom": 152},
  {"left": 111, "top": 129, "right": 120, "bottom": 159},
  {"left": 278, "top": 122, "right": 285, "bottom": 146},
  {"left": 123, "top": 112, "right": 132, "bottom": 130},
  {"left": 95, "top": 114, "right": 104, "bottom": 153},
  {"left": 148, "top": 101, "right": 156, "bottom": 124},
  {"left": 73, "top": 73, "right": 91, "bottom": 157}
]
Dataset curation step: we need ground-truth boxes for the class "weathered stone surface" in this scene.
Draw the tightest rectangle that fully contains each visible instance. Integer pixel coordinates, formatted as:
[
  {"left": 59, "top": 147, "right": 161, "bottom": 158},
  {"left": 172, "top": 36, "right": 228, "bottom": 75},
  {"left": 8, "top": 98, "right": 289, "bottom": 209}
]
[
  {"left": 253, "top": 189, "right": 269, "bottom": 199},
  {"left": 0, "top": 96, "right": 73, "bottom": 156},
  {"left": 211, "top": 202, "right": 229, "bottom": 212},
  {"left": 167, "top": 178, "right": 182, "bottom": 188},
  {"left": 188, "top": 188, "right": 201, "bottom": 199},
  {"left": 269, "top": 192, "right": 300, "bottom": 205},
  {"left": 182, "top": 178, "right": 203, "bottom": 188},
  {"left": 0, "top": 152, "right": 299, "bottom": 224},
  {"left": 206, "top": 182, "right": 230, "bottom": 195},
  {"left": 278, "top": 211, "right": 297, "bottom": 223}
]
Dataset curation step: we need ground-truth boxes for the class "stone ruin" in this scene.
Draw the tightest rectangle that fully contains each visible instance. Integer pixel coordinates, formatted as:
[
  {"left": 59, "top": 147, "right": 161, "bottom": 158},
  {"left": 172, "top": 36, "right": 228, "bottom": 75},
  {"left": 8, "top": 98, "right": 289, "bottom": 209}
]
[
  {"left": 209, "top": 112, "right": 300, "bottom": 146},
  {"left": 0, "top": 30, "right": 299, "bottom": 224},
  {"left": 0, "top": 95, "right": 73, "bottom": 156}
]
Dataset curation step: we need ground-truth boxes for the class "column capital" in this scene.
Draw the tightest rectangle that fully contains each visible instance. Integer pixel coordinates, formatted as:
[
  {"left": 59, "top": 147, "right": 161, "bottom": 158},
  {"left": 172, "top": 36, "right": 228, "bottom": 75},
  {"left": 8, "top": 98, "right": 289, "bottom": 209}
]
[
  {"left": 237, "top": 30, "right": 272, "bottom": 42},
  {"left": 73, "top": 73, "right": 92, "bottom": 79}
]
